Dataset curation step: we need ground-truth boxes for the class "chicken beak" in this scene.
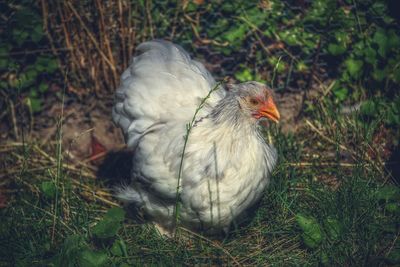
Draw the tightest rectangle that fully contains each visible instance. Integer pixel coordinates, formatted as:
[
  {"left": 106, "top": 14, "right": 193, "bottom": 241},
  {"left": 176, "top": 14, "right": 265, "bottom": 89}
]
[{"left": 259, "top": 100, "right": 280, "bottom": 123}]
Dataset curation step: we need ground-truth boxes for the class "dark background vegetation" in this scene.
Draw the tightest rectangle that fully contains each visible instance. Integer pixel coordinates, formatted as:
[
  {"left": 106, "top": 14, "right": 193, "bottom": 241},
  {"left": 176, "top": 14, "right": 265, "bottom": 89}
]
[{"left": 1, "top": 0, "right": 400, "bottom": 266}]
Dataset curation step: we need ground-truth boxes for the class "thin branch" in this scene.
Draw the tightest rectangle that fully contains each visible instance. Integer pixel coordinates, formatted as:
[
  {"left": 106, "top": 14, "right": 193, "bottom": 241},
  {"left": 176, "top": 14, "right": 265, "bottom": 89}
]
[
  {"left": 287, "top": 162, "right": 362, "bottom": 167},
  {"left": 145, "top": 0, "right": 154, "bottom": 38},
  {"left": 8, "top": 98, "right": 19, "bottom": 140},
  {"left": 174, "top": 79, "right": 226, "bottom": 235},
  {"left": 66, "top": 2, "right": 116, "bottom": 72}
]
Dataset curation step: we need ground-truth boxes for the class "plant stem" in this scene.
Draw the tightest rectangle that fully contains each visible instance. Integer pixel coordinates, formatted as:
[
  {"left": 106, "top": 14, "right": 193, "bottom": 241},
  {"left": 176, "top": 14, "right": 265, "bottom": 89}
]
[{"left": 173, "top": 80, "right": 225, "bottom": 236}]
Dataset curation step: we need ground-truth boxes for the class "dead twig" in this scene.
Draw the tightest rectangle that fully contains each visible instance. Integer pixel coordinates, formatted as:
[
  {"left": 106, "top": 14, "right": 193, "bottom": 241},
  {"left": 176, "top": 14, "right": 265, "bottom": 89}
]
[
  {"left": 41, "top": 0, "right": 70, "bottom": 86},
  {"left": 8, "top": 98, "right": 19, "bottom": 140},
  {"left": 66, "top": 2, "right": 117, "bottom": 73},
  {"left": 287, "top": 162, "right": 360, "bottom": 167},
  {"left": 79, "top": 190, "right": 118, "bottom": 207},
  {"left": 95, "top": 0, "right": 118, "bottom": 90},
  {"left": 0, "top": 165, "right": 56, "bottom": 179},
  {"left": 145, "top": 0, "right": 154, "bottom": 39}
]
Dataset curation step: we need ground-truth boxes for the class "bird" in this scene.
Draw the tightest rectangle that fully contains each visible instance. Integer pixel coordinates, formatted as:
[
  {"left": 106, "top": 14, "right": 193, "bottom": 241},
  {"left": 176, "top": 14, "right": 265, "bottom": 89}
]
[{"left": 112, "top": 40, "right": 280, "bottom": 235}]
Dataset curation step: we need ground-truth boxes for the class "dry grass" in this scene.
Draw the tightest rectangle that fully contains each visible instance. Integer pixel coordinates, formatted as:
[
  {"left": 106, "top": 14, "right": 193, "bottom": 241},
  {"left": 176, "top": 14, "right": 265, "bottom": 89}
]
[
  {"left": 41, "top": 0, "right": 136, "bottom": 95},
  {"left": 1, "top": 1, "right": 399, "bottom": 265}
]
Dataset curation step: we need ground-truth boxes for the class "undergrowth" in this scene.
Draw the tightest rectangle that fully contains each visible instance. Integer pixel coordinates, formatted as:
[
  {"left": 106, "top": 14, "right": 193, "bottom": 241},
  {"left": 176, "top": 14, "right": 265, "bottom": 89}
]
[
  {"left": 1, "top": 0, "right": 400, "bottom": 266},
  {"left": 1, "top": 104, "right": 399, "bottom": 266}
]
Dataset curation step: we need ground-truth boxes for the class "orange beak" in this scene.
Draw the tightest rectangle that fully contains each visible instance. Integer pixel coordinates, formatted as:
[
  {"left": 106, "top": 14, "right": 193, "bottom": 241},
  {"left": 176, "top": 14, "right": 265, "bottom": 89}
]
[{"left": 258, "top": 99, "right": 280, "bottom": 123}]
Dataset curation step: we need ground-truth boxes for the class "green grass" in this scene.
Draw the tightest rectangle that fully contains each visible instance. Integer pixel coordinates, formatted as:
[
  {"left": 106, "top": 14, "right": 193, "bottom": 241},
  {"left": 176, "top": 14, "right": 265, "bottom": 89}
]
[
  {"left": 1, "top": 101, "right": 399, "bottom": 266},
  {"left": 1, "top": 0, "right": 400, "bottom": 265}
]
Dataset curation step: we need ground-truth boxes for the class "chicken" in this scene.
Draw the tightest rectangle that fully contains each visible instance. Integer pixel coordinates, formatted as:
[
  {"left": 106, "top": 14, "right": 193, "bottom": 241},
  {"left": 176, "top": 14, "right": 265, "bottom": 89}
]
[{"left": 112, "top": 40, "right": 280, "bottom": 234}]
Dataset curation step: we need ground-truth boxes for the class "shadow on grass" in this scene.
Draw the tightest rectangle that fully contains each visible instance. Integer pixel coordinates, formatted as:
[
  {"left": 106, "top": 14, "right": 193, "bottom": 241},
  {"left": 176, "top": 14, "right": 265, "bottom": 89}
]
[
  {"left": 96, "top": 150, "right": 147, "bottom": 223},
  {"left": 96, "top": 150, "right": 133, "bottom": 187}
]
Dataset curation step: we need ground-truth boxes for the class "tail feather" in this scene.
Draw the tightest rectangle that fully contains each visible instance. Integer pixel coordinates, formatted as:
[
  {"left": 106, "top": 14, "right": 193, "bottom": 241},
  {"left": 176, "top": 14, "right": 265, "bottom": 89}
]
[{"left": 114, "top": 186, "right": 145, "bottom": 205}]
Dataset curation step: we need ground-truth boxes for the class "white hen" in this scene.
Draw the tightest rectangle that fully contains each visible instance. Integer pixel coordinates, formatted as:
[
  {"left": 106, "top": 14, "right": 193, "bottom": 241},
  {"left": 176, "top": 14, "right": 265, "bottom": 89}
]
[{"left": 112, "top": 40, "right": 280, "bottom": 234}]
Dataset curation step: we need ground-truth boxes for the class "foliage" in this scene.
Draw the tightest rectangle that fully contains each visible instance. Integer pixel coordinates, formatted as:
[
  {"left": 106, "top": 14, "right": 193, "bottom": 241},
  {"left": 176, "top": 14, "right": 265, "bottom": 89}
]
[
  {"left": 1, "top": 0, "right": 400, "bottom": 266},
  {"left": 53, "top": 207, "right": 126, "bottom": 267},
  {"left": 0, "top": 1, "right": 59, "bottom": 112},
  {"left": 91, "top": 207, "right": 125, "bottom": 239},
  {"left": 183, "top": 0, "right": 400, "bottom": 132}
]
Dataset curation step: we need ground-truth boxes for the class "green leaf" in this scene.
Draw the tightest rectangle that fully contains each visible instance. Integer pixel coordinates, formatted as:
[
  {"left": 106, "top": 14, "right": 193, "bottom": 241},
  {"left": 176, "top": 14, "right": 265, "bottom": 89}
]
[
  {"left": 375, "top": 185, "right": 400, "bottom": 202},
  {"left": 92, "top": 207, "right": 125, "bottom": 238},
  {"left": 40, "top": 181, "right": 57, "bottom": 199},
  {"left": 393, "top": 67, "right": 400, "bottom": 83},
  {"left": 104, "top": 207, "right": 125, "bottom": 222},
  {"left": 79, "top": 249, "right": 108, "bottom": 267},
  {"left": 387, "top": 30, "right": 400, "bottom": 49},
  {"left": 296, "top": 213, "right": 320, "bottom": 231},
  {"left": 302, "top": 232, "right": 322, "bottom": 249},
  {"left": 15, "top": 67, "right": 38, "bottom": 89},
  {"left": 0, "top": 45, "right": 10, "bottom": 55},
  {"left": 360, "top": 100, "right": 377, "bottom": 116},
  {"left": 320, "top": 251, "right": 329, "bottom": 265},
  {"left": 36, "top": 56, "right": 59, "bottom": 73},
  {"left": 185, "top": 2, "right": 198, "bottom": 12},
  {"left": 372, "top": 68, "right": 387, "bottom": 82},
  {"left": 386, "top": 248, "right": 400, "bottom": 264},
  {"left": 296, "top": 61, "right": 308, "bottom": 72},
  {"left": 296, "top": 214, "right": 324, "bottom": 249},
  {"left": 328, "top": 43, "right": 346, "bottom": 55},
  {"left": 26, "top": 68, "right": 38, "bottom": 81},
  {"left": 245, "top": 7, "right": 268, "bottom": 27},
  {"left": 92, "top": 219, "right": 121, "bottom": 239},
  {"left": 12, "top": 29, "right": 29, "bottom": 46},
  {"left": 14, "top": 8, "right": 41, "bottom": 28},
  {"left": 385, "top": 203, "right": 400, "bottom": 213},
  {"left": 386, "top": 101, "right": 400, "bottom": 125},
  {"left": 363, "top": 46, "right": 377, "bottom": 65},
  {"left": 27, "top": 97, "right": 43, "bottom": 113},
  {"left": 0, "top": 58, "right": 8, "bottom": 69},
  {"left": 333, "top": 87, "right": 348, "bottom": 101},
  {"left": 47, "top": 58, "right": 59, "bottom": 73},
  {"left": 371, "top": 2, "right": 387, "bottom": 16},
  {"left": 334, "top": 31, "right": 347, "bottom": 44},
  {"left": 280, "top": 30, "right": 299, "bottom": 46},
  {"left": 234, "top": 68, "right": 253, "bottom": 82},
  {"left": 110, "top": 239, "right": 127, "bottom": 256},
  {"left": 222, "top": 24, "right": 248, "bottom": 43},
  {"left": 345, "top": 59, "right": 363, "bottom": 78},
  {"left": 52, "top": 234, "right": 87, "bottom": 266},
  {"left": 268, "top": 57, "right": 285, "bottom": 73},
  {"left": 324, "top": 217, "right": 343, "bottom": 240},
  {"left": 0, "top": 81, "right": 7, "bottom": 89},
  {"left": 373, "top": 28, "right": 388, "bottom": 57},
  {"left": 327, "top": 32, "right": 348, "bottom": 55},
  {"left": 39, "top": 82, "right": 49, "bottom": 93},
  {"left": 31, "top": 24, "right": 44, "bottom": 43}
]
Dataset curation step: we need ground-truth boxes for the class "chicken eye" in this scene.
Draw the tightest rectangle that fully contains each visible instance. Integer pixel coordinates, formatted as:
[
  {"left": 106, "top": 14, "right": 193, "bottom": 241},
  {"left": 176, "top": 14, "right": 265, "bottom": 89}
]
[{"left": 249, "top": 98, "right": 259, "bottom": 106}]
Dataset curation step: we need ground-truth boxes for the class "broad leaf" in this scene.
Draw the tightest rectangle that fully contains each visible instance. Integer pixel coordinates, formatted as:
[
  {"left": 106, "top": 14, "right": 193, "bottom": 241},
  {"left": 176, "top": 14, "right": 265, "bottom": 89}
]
[
  {"left": 79, "top": 249, "right": 108, "bottom": 267},
  {"left": 40, "top": 181, "right": 57, "bottom": 199},
  {"left": 345, "top": 59, "right": 363, "bottom": 78},
  {"left": 296, "top": 214, "right": 324, "bottom": 249}
]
